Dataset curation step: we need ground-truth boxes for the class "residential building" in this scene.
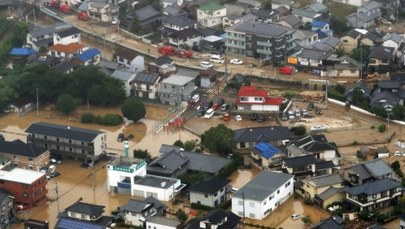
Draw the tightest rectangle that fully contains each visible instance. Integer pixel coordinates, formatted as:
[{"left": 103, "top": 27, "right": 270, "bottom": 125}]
[
  {"left": 6, "top": 98, "right": 33, "bottom": 114},
  {"left": 0, "top": 168, "right": 47, "bottom": 207},
  {"left": 78, "top": 0, "right": 118, "bottom": 22},
  {"left": 292, "top": 8, "right": 322, "bottom": 24},
  {"left": 111, "top": 68, "right": 136, "bottom": 97},
  {"left": 186, "top": 209, "right": 240, "bottom": 229},
  {"left": 158, "top": 74, "right": 197, "bottom": 105},
  {"left": 287, "top": 134, "right": 339, "bottom": 162},
  {"left": 55, "top": 201, "right": 114, "bottom": 229},
  {"left": 113, "top": 47, "right": 145, "bottom": 72},
  {"left": 189, "top": 177, "right": 230, "bottom": 207},
  {"left": 162, "top": 15, "right": 197, "bottom": 34},
  {"left": 53, "top": 26, "right": 81, "bottom": 46},
  {"left": 344, "top": 177, "right": 402, "bottom": 212},
  {"left": 235, "top": 86, "right": 283, "bottom": 112},
  {"left": 400, "top": 214, "right": 405, "bottom": 229},
  {"left": 146, "top": 216, "right": 181, "bottom": 229},
  {"left": 26, "top": 23, "right": 73, "bottom": 51},
  {"left": 161, "top": 0, "right": 183, "bottom": 9},
  {"left": 25, "top": 122, "right": 107, "bottom": 163},
  {"left": 311, "top": 215, "right": 345, "bottom": 229},
  {"left": 225, "top": 21, "right": 295, "bottom": 60},
  {"left": 276, "top": 15, "right": 304, "bottom": 29},
  {"left": 282, "top": 154, "right": 334, "bottom": 180},
  {"left": 148, "top": 55, "right": 176, "bottom": 75},
  {"left": 292, "top": 47, "right": 332, "bottom": 74},
  {"left": 250, "top": 142, "right": 286, "bottom": 169},
  {"left": 343, "top": 158, "right": 394, "bottom": 186},
  {"left": 134, "top": 5, "right": 161, "bottom": 29},
  {"left": 133, "top": 175, "right": 184, "bottom": 201},
  {"left": 120, "top": 197, "right": 167, "bottom": 227},
  {"left": 197, "top": 68, "right": 217, "bottom": 88},
  {"left": 197, "top": 3, "right": 227, "bottom": 28},
  {"left": 168, "top": 28, "right": 202, "bottom": 48},
  {"left": 361, "top": 28, "right": 385, "bottom": 46},
  {"left": 313, "top": 187, "right": 346, "bottom": 209},
  {"left": 0, "top": 189, "right": 14, "bottom": 229},
  {"left": 300, "top": 174, "right": 343, "bottom": 200},
  {"left": 382, "top": 32, "right": 404, "bottom": 55},
  {"left": 271, "top": 0, "right": 295, "bottom": 9},
  {"left": 311, "top": 20, "right": 333, "bottom": 38},
  {"left": 147, "top": 150, "right": 189, "bottom": 177},
  {"left": 292, "top": 30, "right": 319, "bottom": 50},
  {"left": 106, "top": 157, "right": 147, "bottom": 195},
  {"left": 24, "top": 219, "right": 50, "bottom": 229},
  {"left": 131, "top": 71, "right": 161, "bottom": 99},
  {"left": 340, "top": 29, "right": 362, "bottom": 53},
  {"left": 234, "top": 126, "right": 291, "bottom": 150},
  {"left": 47, "top": 43, "right": 86, "bottom": 59},
  {"left": 344, "top": 80, "right": 372, "bottom": 103},
  {"left": 346, "top": 1, "right": 381, "bottom": 29},
  {"left": 330, "top": 55, "right": 361, "bottom": 78},
  {"left": 232, "top": 171, "right": 294, "bottom": 220},
  {"left": 368, "top": 46, "right": 395, "bottom": 73},
  {"left": 223, "top": 14, "right": 257, "bottom": 29},
  {"left": 74, "top": 48, "right": 101, "bottom": 66},
  {"left": 0, "top": 140, "right": 50, "bottom": 171}
]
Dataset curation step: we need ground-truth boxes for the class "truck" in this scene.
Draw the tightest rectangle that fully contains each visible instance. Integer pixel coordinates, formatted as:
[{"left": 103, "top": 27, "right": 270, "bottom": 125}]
[
  {"left": 77, "top": 11, "right": 89, "bottom": 21},
  {"left": 157, "top": 46, "right": 193, "bottom": 58},
  {"left": 59, "top": 2, "right": 71, "bottom": 13}
]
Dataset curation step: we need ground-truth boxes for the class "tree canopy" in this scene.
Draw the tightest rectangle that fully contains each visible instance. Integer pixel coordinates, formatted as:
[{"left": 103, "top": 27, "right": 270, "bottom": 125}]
[
  {"left": 121, "top": 98, "right": 146, "bottom": 122},
  {"left": 56, "top": 94, "right": 79, "bottom": 114},
  {"left": 201, "top": 124, "right": 235, "bottom": 154}
]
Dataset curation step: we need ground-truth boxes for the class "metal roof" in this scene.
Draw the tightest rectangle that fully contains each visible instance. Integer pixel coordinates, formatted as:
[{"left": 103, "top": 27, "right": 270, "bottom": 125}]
[
  {"left": 307, "top": 174, "right": 343, "bottom": 187},
  {"left": 161, "top": 74, "right": 195, "bottom": 86},
  {"left": 78, "top": 48, "right": 101, "bottom": 62},
  {"left": 135, "top": 175, "right": 177, "bottom": 188},
  {"left": 133, "top": 72, "right": 160, "bottom": 85},
  {"left": 28, "top": 22, "right": 71, "bottom": 38},
  {"left": 344, "top": 178, "right": 400, "bottom": 195},
  {"left": 65, "top": 202, "right": 105, "bottom": 217},
  {"left": 0, "top": 140, "right": 48, "bottom": 158},
  {"left": 147, "top": 216, "right": 181, "bottom": 227},
  {"left": 233, "top": 171, "right": 294, "bottom": 201},
  {"left": 189, "top": 177, "right": 230, "bottom": 194},
  {"left": 227, "top": 21, "right": 291, "bottom": 38},
  {"left": 135, "top": 5, "right": 160, "bottom": 21},
  {"left": 234, "top": 126, "right": 290, "bottom": 142},
  {"left": 283, "top": 154, "right": 318, "bottom": 168},
  {"left": 111, "top": 69, "right": 135, "bottom": 81}
]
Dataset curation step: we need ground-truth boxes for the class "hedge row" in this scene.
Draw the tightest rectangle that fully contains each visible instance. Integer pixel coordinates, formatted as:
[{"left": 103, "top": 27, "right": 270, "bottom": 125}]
[{"left": 81, "top": 112, "right": 122, "bottom": 126}]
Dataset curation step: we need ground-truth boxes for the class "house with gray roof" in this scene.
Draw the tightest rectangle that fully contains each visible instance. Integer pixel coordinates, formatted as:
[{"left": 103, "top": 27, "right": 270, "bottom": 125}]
[
  {"left": 312, "top": 215, "right": 345, "bottom": 229},
  {"left": 147, "top": 150, "right": 189, "bottom": 177},
  {"left": 158, "top": 74, "right": 197, "bottom": 105},
  {"left": 368, "top": 45, "right": 395, "bottom": 74},
  {"left": 271, "top": 0, "right": 295, "bottom": 10},
  {"left": 288, "top": 134, "right": 339, "bottom": 163},
  {"left": 292, "top": 8, "right": 322, "bottom": 24},
  {"left": 343, "top": 158, "right": 395, "bottom": 186},
  {"left": 282, "top": 154, "right": 334, "bottom": 180},
  {"left": 328, "top": 55, "right": 361, "bottom": 77},
  {"left": 276, "top": 14, "right": 304, "bottom": 29},
  {"left": 0, "top": 140, "right": 50, "bottom": 171},
  {"left": 0, "top": 189, "right": 14, "bottom": 229},
  {"left": 340, "top": 29, "right": 363, "bottom": 53},
  {"left": 162, "top": 4, "right": 188, "bottom": 17},
  {"left": 292, "top": 30, "right": 319, "bottom": 49},
  {"left": 232, "top": 171, "right": 294, "bottom": 220},
  {"left": 234, "top": 126, "right": 291, "bottom": 151},
  {"left": 346, "top": 1, "right": 381, "bottom": 29},
  {"left": 189, "top": 177, "right": 230, "bottom": 207},
  {"left": 382, "top": 32, "right": 404, "bottom": 57},
  {"left": 225, "top": 21, "right": 295, "bottom": 61},
  {"left": 370, "top": 72, "right": 405, "bottom": 108},
  {"left": 78, "top": 0, "right": 118, "bottom": 23},
  {"left": 344, "top": 177, "right": 402, "bottom": 212},
  {"left": 293, "top": 47, "right": 333, "bottom": 73},
  {"left": 130, "top": 71, "right": 161, "bottom": 99},
  {"left": 313, "top": 187, "right": 345, "bottom": 209},
  {"left": 119, "top": 196, "right": 167, "bottom": 227},
  {"left": 168, "top": 28, "right": 202, "bottom": 48},
  {"left": 223, "top": 13, "right": 257, "bottom": 28},
  {"left": 162, "top": 15, "right": 197, "bottom": 34},
  {"left": 111, "top": 68, "right": 136, "bottom": 97},
  {"left": 146, "top": 216, "right": 181, "bottom": 229},
  {"left": 134, "top": 5, "right": 161, "bottom": 28},
  {"left": 186, "top": 209, "right": 241, "bottom": 229},
  {"left": 300, "top": 174, "right": 343, "bottom": 200}
]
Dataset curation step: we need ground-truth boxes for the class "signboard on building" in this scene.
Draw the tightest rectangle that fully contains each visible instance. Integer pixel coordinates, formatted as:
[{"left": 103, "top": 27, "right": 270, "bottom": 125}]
[{"left": 287, "top": 57, "right": 298, "bottom": 65}]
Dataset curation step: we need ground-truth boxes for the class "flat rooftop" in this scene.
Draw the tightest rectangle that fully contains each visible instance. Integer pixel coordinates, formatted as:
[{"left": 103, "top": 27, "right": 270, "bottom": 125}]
[
  {"left": 0, "top": 168, "right": 45, "bottom": 184},
  {"left": 135, "top": 175, "right": 177, "bottom": 189}
]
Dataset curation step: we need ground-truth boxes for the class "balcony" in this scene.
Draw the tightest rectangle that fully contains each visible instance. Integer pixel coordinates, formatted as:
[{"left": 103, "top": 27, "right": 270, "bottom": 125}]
[
  {"left": 227, "top": 35, "right": 245, "bottom": 42},
  {"left": 134, "top": 87, "right": 152, "bottom": 92},
  {"left": 257, "top": 41, "right": 272, "bottom": 47},
  {"left": 226, "top": 42, "right": 245, "bottom": 49}
]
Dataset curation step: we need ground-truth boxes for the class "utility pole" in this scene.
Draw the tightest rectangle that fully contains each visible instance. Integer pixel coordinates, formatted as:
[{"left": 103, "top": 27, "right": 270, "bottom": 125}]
[
  {"left": 55, "top": 181, "right": 60, "bottom": 213},
  {"left": 36, "top": 88, "right": 39, "bottom": 116},
  {"left": 360, "top": 42, "right": 363, "bottom": 78}
]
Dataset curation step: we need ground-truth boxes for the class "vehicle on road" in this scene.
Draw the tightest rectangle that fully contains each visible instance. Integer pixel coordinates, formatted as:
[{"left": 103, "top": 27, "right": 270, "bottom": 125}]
[
  {"left": 279, "top": 66, "right": 293, "bottom": 75},
  {"left": 200, "top": 61, "right": 213, "bottom": 68},
  {"left": 211, "top": 103, "right": 220, "bottom": 110},
  {"left": 40, "top": 166, "right": 48, "bottom": 173},
  {"left": 210, "top": 54, "right": 225, "bottom": 63},
  {"left": 395, "top": 151, "right": 405, "bottom": 156},
  {"left": 204, "top": 108, "right": 215, "bottom": 119},
  {"left": 250, "top": 113, "right": 258, "bottom": 120},
  {"left": 235, "top": 115, "right": 242, "bottom": 122},
  {"left": 190, "top": 94, "right": 200, "bottom": 103},
  {"left": 291, "top": 214, "right": 301, "bottom": 220},
  {"left": 311, "top": 125, "right": 326, "bottom": 131},
  {"left": 223, "top": 113, "right": 231, "bottom": 121},
  {"left": 308, "top": 102, "right": 314, "bottom": 110},
  {"left": 230, "top": 59, "right": 243, "bottom": 65},
  {"left": 48, "top": 165, "right": 56, "bottom": 174},
  {"left": 111, "top": 17, "right": 119, "bottom": 25},
  {"left": 117, "top": 133, "right": 124, "bottom": 142}
]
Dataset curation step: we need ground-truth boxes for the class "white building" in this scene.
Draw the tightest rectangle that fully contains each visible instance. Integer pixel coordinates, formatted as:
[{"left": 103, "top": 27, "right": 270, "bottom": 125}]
[
  {"left": 133, "top": 175, "right": 184, "bottom": 202},
  {"left": 53, "top": 27, "right": 81, "bottom": 46},
  {"left": 26, "top": 23, "right": 73, "bottom": 51},
  {"left": 111, "top": 69, "right": 136, "bottom": 97},
  {"left": 197, "top": 2, "right": 227, "bottom": 28},
  {"left": 146, "top": 216, "right": 181, "bottom": 229},
  {"left": 232, "top": 171, "right": 294, "bottom": 220},
  {"left": 235, "top": 86, "right": 283, "bottom": 112}
]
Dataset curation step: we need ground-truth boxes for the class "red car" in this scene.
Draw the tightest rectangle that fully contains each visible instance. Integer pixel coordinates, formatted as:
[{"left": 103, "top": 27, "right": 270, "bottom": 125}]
[
  {"left": 211, "top": 103, "right": 220, "bottom": 110},
  {"left": 279, "top": 66, "right": 294, "bottom": 75}
]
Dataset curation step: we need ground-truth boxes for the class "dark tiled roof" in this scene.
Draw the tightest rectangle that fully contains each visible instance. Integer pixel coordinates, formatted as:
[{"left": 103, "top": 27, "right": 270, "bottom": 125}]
[
  {"left": 184, "top": 151, "right": 231, "bottom": 174},
  {"left": 315, "top": 160, "right": 335, "bottom": 170},
  {"left": 204, "top": 209, "right": 228, "bottom": 224},
  {"left": 0, "top": 140, "right": 48, "bottom": 158},
  {"left": 312, "top": 215, "right": 345, "bottom": 229},
  {"left": 115, "top": 47, "right": 137, "bottom": 61},
  {"left": 147, "top": 150, "right": 188, "bottom": 174},
  {"left": 162, "top": 15, "right": 196, "bottom": 27},
  {"left": 345, "top": 29, "right": 362, "bottom": 39},
  {"left": 135, "top": 5, "right": 160, "bottom": 21},
  {"left": 370, "top": 90, "right": 400, "bottom": 108},
  {"left": 344, "top": 178, "right": 400, "bottom": 195},
  {"left": 53, "top": 60, "right": 75, "bottom": 73},
  {"left": 169, "top": 27, "right": 201, "bottom": 40},
  {"left": 132, "top": 72, "right": 160, "bottom": 85},
  {"left": 121, "top": 196, "right": 166, "bottom": 213},
  {"left": 283, "top": 154, "right": 318, "bottom": 168},
  {"left": 65, "top": 202, "right": 105, "bottom": 218},
  {"left": 189, "top": 177, "right": 230, "bottom": 194},
  {"left": 56, "top": 27, "right": 80, "bottom": 38},
  {"left": 368, "top": 46, "right": 394, "bottom": 59},
  {"left": 347, "top": 158, "right": 393, "bottom": 180},
  {"left": 234, "top": 126, "right": 291, "bottom": 142},
  {"left": 25, "top": 122, "right": 104, "bottom": 142},
  {"left": 155, "top": 55, "right": 173, "bottom": 66}
]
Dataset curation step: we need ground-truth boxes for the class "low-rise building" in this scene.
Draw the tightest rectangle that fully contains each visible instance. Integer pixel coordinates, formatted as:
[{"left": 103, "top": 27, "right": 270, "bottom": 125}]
[
  {"left": 197, "top": 2, "right": 226, "bottom": 28},
  {"left": 235, "top": 86, "right": 283, "bottom": 112},
  {"left": 232, "top": 171, "right": 294, "bottom": 220},
  {"left": 343, "top": 158, "right": 394, "bottom": 186},
  {"left": 131, "top": 71, "right": 161, "bottom": 99},
  {"left": 47, "top": 43, "right": 86, "bottom": 59},
  {"left": 168, "top": 28, "right": 202, "bottom": 48},
  {"left": 111, "top": 68, "right": 136, "bottom": 97},
  {"left": 346, "top": 1, "right": 381, "bottom": 29},
  {"left": 301, "top": 174, "right": 344, "bottom": 200},
  {"left": 400, "top": 214, "right": 405, "bottom": 229},
  {"left": 146, "top": 216, "right": 181, "bottom": 229},
  {"left": 120, "top": 197, "right": 167, "bottom": 227},
  {"left": 311, "top": 215, "right": 345, "bottom": 229},
  {"left": 185, "top": 208, "right": 240, "bottom": 229},
  {"left": 75, "top": 48, "right": 101, "bottom": 66},
  {"left": 158, "top": 74, "right": 197, "bottom": 106},
  {"left": 26, "top": 23, "right": 75, "bottom": 51},
  {"left": 189, "top": 177, "right": 230, "bottom": 207},
  {"left": 53, "top": 26, "right": 81, "bottom": 46},
  {"left": 282, "top": 154, "right": 334, "bottom": 180},
  {"left": 234, "top": 126, "right": 291, "bottom": 150},
  {"left": 0, "top": 189, "right": 15, "bottom": 229},
  {"left": 251, "top": 142, "right": 286, "bottom": 169}
]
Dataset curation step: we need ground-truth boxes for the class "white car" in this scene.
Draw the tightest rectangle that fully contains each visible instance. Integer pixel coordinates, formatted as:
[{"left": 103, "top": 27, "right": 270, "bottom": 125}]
[
  {"left": 200, "top": 61, "right": 213, "bottom": 68},
  {"left": 395, "top": 151, "right": 405, "bottom": 156},
  {"left": 204, "top": 108, "right": 214, "bottom": 119},
  {"left": 381, "top": 18, "right": 392, "bottom": 25},
  {"left": 311, "top": 125, "right": 326, "bottom": 131},
  {"left": 111, "top": 17, "right": 119, "bottom": 25},
  {"left": 291, "top": 214, "right": 301, "bottom": 220},
  {"left": 235, "top": 115, "right": 242, "bottom": 122},
  {"left": 230, "top": 59, "right": 243, "bottom": 65}
]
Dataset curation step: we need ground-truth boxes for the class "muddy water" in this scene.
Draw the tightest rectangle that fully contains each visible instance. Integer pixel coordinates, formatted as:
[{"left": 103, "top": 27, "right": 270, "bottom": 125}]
[{"left": 228, "top": 167, "right": 261, "bottom": 189}]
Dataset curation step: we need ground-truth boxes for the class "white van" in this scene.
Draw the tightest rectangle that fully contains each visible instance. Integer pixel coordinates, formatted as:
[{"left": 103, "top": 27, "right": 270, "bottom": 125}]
[{"left": 210, "top": 54, "right": 225, "bottom": 63}]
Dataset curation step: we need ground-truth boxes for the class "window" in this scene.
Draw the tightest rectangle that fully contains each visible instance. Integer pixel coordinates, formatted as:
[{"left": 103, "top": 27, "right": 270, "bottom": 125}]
[
  {"left": 23, "top": 193, "right": 28, "bottom": 198},
  {"left": 240, "top": 142, "right": 246, "bottom": 148},
  {"left": 238, "top": 211, "right": 243, "bottom": 216},
  {"left": 69, "top": 140, "right": 72, "bottom": 143},
  {"left": 69, "top": 148, "right": 72, "bottom": 152},
  {"left": 205, "top": 194, "right": 208, "bottom": 198},
  {"left": 254, "top": 97, "right": 263, "bottom": 101},
  {"left": 269, "top": 195, "right": 274, "bottom": 200},
  {"left": 28, "top": 157, "right": 33, "bottom": 161},
  {"left": 343, "top": 39, "right": 348, "bottom": 43},
  {"left": 81, "top": 214, "right": 86, "bottom": 219},
  {"left": 240, "top": 97, "right": 248, "bottom": 101},
  {"left": 56, "top": 138, "right": 59, "bottom": 141},
  {"left": 285, "top": 181, "right": 291, "bottom": 187},
  {"left": 238, "top": 200, "right": 243, "bottom": 205},
  {"left": 277, "top": 190, "right": 280, "bottom": 194},
  {"left": 249, "top": 202, "right": 255, "bottom": 207},
  {"left": 249, "top": 213, "right": 255, "bottom": 218}
]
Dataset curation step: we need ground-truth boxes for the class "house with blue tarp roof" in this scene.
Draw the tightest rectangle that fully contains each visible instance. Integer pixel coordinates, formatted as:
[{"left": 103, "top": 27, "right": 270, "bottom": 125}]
[
  {"left": 76, "top": 48, "right": 101, "bottom": 66},
  {"left": 311, "top": 20, "right": 333, "bottom": 38},
  {"left": 251, "top": 142, "right": 286, "bottom": 169},
  {"left": 9, "top": 48, "right": 38, "bottom": 57}
]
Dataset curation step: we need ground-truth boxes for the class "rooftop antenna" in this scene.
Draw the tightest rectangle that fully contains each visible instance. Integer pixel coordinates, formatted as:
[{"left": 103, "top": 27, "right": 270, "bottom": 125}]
[{"left": 124, "top": 140, "right": 129, "bottom": 157}]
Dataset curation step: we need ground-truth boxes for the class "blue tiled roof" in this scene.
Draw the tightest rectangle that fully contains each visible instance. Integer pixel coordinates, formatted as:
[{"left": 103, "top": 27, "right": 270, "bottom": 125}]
[
  {"left": 312, "top": 20, "right": 328, "bottom": 27},
  {"left": 9, "top": 47, "right": 38, "bottom": 56},
  {"left": 56, "top": 218, "right": 104, "bottom": 229},
  {"left": 78, "top": 48, "right": 101, "bottom": 62},
  {"left": 255, "top": 142, "right": 283, "bottom": 159}
]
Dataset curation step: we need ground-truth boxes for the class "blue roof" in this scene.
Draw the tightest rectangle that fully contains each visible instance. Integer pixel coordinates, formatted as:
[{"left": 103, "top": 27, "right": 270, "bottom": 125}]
[
  {"left": 9, "top": 47, "right": 38, "bottom": 56},
  {"left": 78, "top": 48, "right": 101, "bottom": 62},
  {"left": 56, "top": 218, "right": 104, "bottom": 229},
  {"left": 312, "top": 20, "right": 328, "bottom": 27},
  {"left": 255, "top": 142, "right": 283, "bottom": 159},
  {"left": 315, "top": 29, "right": 328, "bottom": 39}
]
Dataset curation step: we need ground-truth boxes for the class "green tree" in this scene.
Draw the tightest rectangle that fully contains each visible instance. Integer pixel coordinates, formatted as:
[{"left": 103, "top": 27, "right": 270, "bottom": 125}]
[
  {"left": 262, "top": 0, "right": 272, "bottom": 10},
  {"left": 351, "top": 87, "right": 366, "bottom": 106},
  {"left": 133, "top": 149, "right": 152, "bottom": 162},
  {"left": 291, "top": 125, "right": 306, "bottom": 135},
  {"left": 350, "top": 45, "right": 370, "bottom": 62},
  {"left": 178, "top": 172, "right": 209, "bottom": 186},
  {"left": 329, "top": 17, "right": 350, "bottom": 36},
  {"left": 392, "top": 105, "right": 405, "bottom": 120},
  {"left": 131, "top": 16, "right": 141, "bottom": 33},
  {"left": 81, "top": 112, "right": 95, "bottom": 123},
  {"left": 56, "top": 94, "right": 79, "bottom": 114},
  {"left": 301, "top": 215, "right": 312, "bottom": 226},
  {"left": 173, "top": 140, "right": 184, "bottom": 148},
  {"left": 121, "top": 98, "right": 146, "bottom": 122},
  {"left": 201, "top": 124, "right": 235, "bottom": 154},
  {"left": 176, "top": 209, "right": 188, "bottom": 222},
  {"left": 184, "top": 140, "right": 197, "bottom": 151}
]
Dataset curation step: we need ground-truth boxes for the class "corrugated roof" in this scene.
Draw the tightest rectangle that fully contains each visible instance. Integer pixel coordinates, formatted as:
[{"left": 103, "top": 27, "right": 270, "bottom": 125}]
[
  {"left": 227, "top": 21, "right": 291, "bottom": 38},
  {"left": 344, "top": 178, "right": 400, "bottom": 195},
  {"left": 233, "top": 171, "right": 294, "bottom": 201},
  {"left": 132, "top": 71, "right": 160, "bottom": 85},
  {"left": 28, "top": 22, "right": 71, "bottom": 38}
]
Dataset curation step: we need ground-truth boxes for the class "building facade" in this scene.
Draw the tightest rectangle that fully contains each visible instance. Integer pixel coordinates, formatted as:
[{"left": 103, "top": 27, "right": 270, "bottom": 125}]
[
  {"left": 197, "top": 3, "right": 226, "bottom": 27},
  {"left": 159, "top": 74, "right": 197, "bottom": 106},
  {"left": 235, "top": 86, "right": 282, "bottom": 112}
]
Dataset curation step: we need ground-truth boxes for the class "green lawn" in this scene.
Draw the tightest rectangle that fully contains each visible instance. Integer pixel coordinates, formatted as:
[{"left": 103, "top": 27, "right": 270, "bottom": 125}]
[{"left": 325, "top": 2, "right": 356, "bottom": 20}]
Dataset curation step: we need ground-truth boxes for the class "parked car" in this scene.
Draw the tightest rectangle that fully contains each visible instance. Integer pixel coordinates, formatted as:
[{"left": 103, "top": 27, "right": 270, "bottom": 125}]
[
  {"left": 195, "top": 106, "right": 205, "bottom": 117},
  {"left": 316, "top": 108, "right": 322, "bottom": 115},
  {"left": 279, "top": 66, "right": 293, "bottom": 75},
  {"left": 200, "top": 61, "right": 213, "bottom": 68},
  {"left": 125, "top": 134, "right": 134, "bottom": 140},
  {"left": 211, "top": 103, "right": 220, "bottom": 110},
  {"left": 190, "top": 94, "right": 200, "bottom": 103},
  {"left": 40, "top": 166, "right": 48, "bottom": 173},
  {"left": 257, "top": 116, "right": 267, "bottom": 123},
  {"left": 117, "top": 133, "right": 124, "bottom": 142},
  {"left": 204, "top": 108, "right": 215, "bottom": 119},
  {"left": 302, "top": 109, "right": 308, "bottom": 116},
  {"left": 50, "top": 158, "right": 62, "bottom": 164},
  {"left": 281, "top": 114, "right": 288, "bottom": 121},
  {"left": 230, "top": 59, "right": 243, "bottom": 65},
  {"left": 111, "top": 17, "right": 119, "bottom": 25},
  {"left": 235, "top": 115, "right": 242, "bottom": 122},
  {"left": 311, "top": 125, "right": 326, "bottom": 131},
  {"left": 221, "top": 103, "right": 230, "bottom": 111},
  {"left": 223, "top": 113, "right": 231, "bottom": 121},
  {"left": 291, "top": 214, "right": 301, "bottom": 220},
  {"left": 250, "top": 113, "right": 258, "bottom": 120},
  {"left": 308, "top": 102, "right": 314, "bottom": 110},
  {"left": 381, "top": 18, "right": 392, "bottom": 25},
  {"left": 204, "top": 100, "right": 214, "bottom": 110},
  {"left": 217, "top": 98, "right": 225, "bottom": 106}
]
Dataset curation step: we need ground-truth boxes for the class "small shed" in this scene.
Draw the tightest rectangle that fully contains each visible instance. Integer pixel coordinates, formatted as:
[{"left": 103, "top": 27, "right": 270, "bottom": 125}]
[{"left": 8, "top": 98, "right": 33, "bottom": 113}]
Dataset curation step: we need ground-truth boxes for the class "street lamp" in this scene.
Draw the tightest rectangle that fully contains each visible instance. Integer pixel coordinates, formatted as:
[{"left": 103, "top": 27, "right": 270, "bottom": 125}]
[{"left": 385, "top": 105, "right": 393, "bottom": 139}]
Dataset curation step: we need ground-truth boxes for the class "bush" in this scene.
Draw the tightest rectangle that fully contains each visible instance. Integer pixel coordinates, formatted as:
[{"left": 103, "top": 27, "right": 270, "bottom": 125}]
[
  {"left": 218, "top": 155, "right": 243, "bottom": 178},
  {"left": 378, "top": 124, "right": 386, "bottom": 133},
  {"left": 99, "top": 114, "right": 122, "bottom": 126},
  {"left": 291, "top": 125, "right": 306, "bottom": 136},
  {"left": 81, "top": 112, "right": 95, "bottom": 123}
]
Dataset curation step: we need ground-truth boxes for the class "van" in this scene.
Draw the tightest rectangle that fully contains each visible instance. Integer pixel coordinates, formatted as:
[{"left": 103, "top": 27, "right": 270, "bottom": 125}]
[
  {"left": 48, "top": 165, "right": 56, "bottom": 174},
  {"left": 210, "top": 54, "right": 225, "bottom": 63}
]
